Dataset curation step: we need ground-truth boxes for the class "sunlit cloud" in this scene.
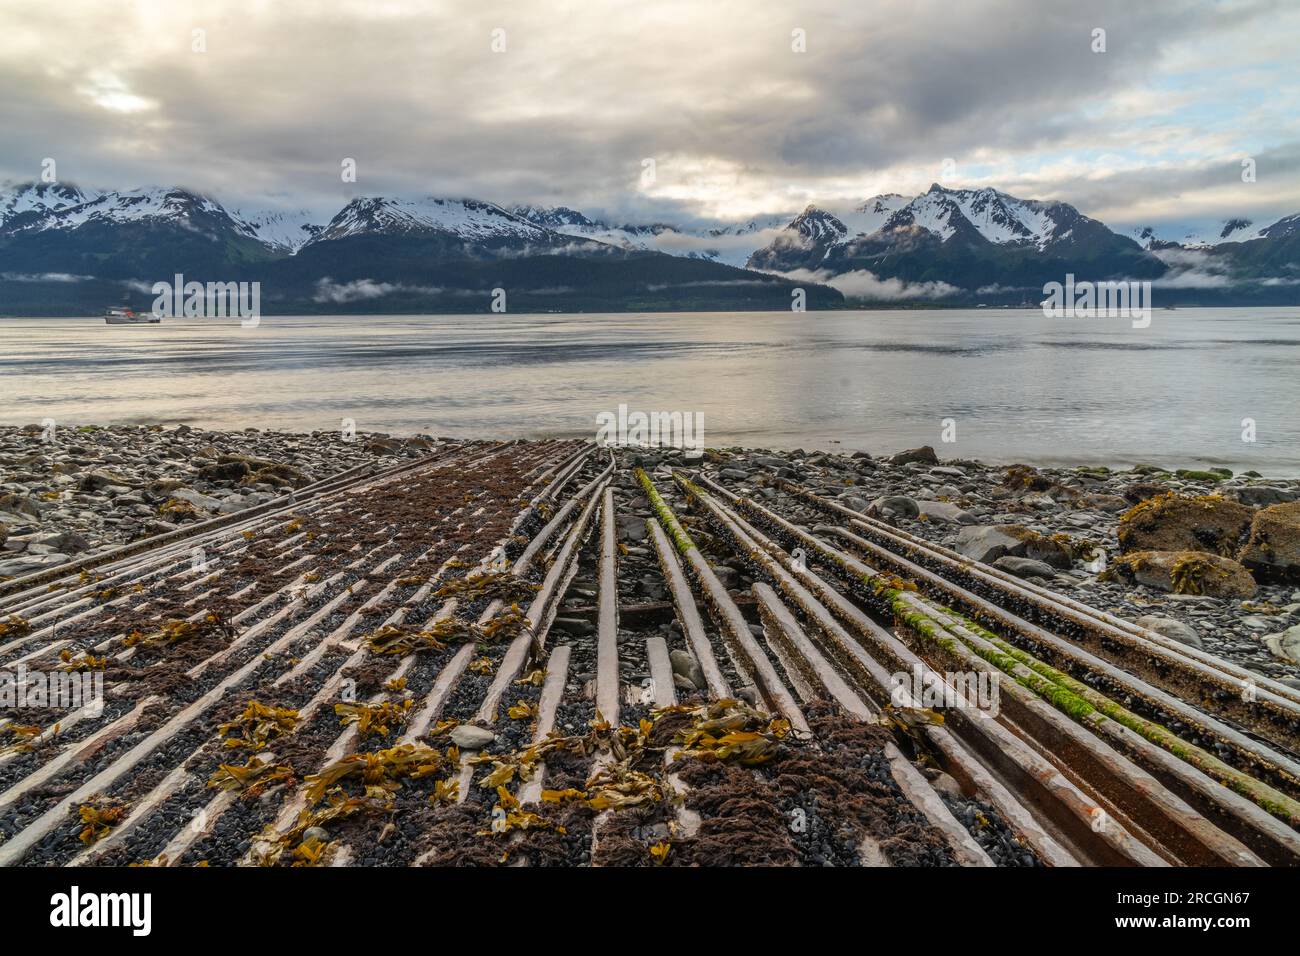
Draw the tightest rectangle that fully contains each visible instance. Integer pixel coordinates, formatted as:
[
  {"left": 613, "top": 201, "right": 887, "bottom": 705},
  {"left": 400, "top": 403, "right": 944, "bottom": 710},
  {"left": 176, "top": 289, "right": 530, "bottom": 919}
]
[{"left": 76, "top": 71, "right": 156, "bottom": 114}]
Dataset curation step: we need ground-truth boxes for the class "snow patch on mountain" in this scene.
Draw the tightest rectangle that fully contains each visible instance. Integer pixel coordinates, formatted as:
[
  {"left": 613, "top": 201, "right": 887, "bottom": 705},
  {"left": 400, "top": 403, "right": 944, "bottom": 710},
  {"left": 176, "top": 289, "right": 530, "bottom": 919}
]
[
  {"left": 788, "top": 205, "right": 848, "bottom": 244},
  {"left": 879, "top": 185, "right": 1066, "bottom": 248},
  {"left": 510, "top": 205, "right": 785, "bottom": 266},
  {"left": 510, "top": 205, "right": 598, "bottom": 230},
  {"left": 0, "top": 185, "right": 251, "bottom": 244},
  {"left": 838, "top": 194, "right": 909, "bottom": 237},
  {"left": 0, "top": 182, "right": 100, "bottom": 230},
  {"left": 313, "top": 197, "right": 550, "bottom": 245},
  {"left": 1131, "top": 213, "right": 1300, "bottom": 249},
  {"left": 231, "top": 207, "right": 322, "bottom": 254},
  {"left": 36, "top": 187, "right": 228, "bottom": 231},
  {"left": 1261, "top": 213, "right": 1300, "bottom": 240}
]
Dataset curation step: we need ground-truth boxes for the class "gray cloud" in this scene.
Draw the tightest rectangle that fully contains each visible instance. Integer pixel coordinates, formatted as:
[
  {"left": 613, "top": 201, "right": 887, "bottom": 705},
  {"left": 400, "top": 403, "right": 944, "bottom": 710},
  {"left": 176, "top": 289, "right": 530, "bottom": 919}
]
[{"left": 1, "top": 0, "right": 1297, "bottom": 233}]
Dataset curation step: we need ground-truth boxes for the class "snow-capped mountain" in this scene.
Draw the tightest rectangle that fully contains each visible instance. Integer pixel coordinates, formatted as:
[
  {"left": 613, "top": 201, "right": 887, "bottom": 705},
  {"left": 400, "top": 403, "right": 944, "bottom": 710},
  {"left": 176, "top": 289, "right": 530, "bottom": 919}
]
[
  {"left": 1135, "top": 213, "right": 1300, "bottom": 250},
  {"left": 702, "top": 216, "right": 786, "bottom": 239},
  {"left": 746, "top": 205, "right": 850, "bottom": 271},
  {"left": 231, "top": 207, "right": 322, "bottom": 254},
  {"left": 740, "top": 183, "right": 1196, "bottom": 298},
  {"left": 510, "top": 204, "right": 599, "bottom": 231},
  {"left": 872, "top": 184, "right": 1076, "bottom": 248},
  {"left": 2, "top": 179, "right": 1297, "bottom": 310},
  {"left": 31, "top": 186, "right": 232, "bottom": 232},
  {"left": 0, "top": 184, "right": 830, "bottom": 316},
  {"left": 0, "top": 183, "right": 260, "bottom": 244},
  {"left": 746, "top": 183, "right": 1147, "bottom": 279},
  {"left": 1260, "top": 213, "right": 1300, "bottom": 241},
  {"left": 510, "top": 204, "right": 660, "bottom": 254},
  {"left": 0, "top": 182, "right": 101, "bottom": 231},
  {"left": 1134, "top": 219, "right": 1260, "bottom": 248},
  {"left": 0, "top": 184, "right": 573, "bottom": 257},
  {"left": 0, "top": 183, "right": 281, "bottom": 294},
  {"left": 513, "top": 205, "right": 687, "bottom": 248},
  {"left": 313, "top": 197, "right": 552, "bottom": 246},
  {"left": 839, "top": 194, "right": 909, "bottom": 238},
  {"left": 749, "top": 185, "right": 1081, "bottom": 272},
  {"left": 787, "top": 205, "right": 849, "bottom": 245},
  {"left": 510, "top": 205, "right": 786, "bottom": 266},
  {"left": 1, "top": 182, "right": 321, "bottom": 253}
]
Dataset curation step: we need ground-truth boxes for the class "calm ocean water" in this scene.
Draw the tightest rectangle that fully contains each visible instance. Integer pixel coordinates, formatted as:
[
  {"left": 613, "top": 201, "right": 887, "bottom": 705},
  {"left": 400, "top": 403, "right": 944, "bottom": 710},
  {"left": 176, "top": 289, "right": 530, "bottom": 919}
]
[{"left": 1, "top": 309, "right": 1298, "bottom": 473}]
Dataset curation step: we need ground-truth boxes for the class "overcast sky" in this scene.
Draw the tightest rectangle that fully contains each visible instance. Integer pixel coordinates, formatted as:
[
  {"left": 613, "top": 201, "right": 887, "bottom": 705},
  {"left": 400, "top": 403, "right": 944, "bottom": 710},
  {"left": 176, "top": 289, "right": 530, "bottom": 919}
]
[{"left": 2, "top": 0, "right": 1297, "bottom": 235}]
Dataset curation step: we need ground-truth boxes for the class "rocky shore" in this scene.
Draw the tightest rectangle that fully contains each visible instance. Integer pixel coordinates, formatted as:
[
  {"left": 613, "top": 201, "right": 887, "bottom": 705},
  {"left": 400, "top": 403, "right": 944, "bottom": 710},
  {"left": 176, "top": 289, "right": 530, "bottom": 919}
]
[
  {"left": 700, "top": 444, "right": 1300, "bottom": 688},
  {"left": 3, "top": 425, "right": 1299, "bottom": 688},
  {"left": 0, "top": 423, "right": 439, "bottom": 576}
]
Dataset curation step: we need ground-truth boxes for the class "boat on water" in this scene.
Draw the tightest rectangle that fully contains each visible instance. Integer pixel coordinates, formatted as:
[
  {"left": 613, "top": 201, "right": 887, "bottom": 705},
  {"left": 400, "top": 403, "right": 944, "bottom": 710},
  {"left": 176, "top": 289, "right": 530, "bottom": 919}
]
[{"left": 104, "top": 307, "right": 161, "bottom": 325}]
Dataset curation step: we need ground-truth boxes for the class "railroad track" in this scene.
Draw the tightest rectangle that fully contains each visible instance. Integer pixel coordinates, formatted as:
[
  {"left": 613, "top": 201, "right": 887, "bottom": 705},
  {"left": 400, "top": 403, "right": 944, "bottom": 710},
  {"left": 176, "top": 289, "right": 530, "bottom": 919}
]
[{"left": 1, "top": 440, "right": 1296, "bottom": 867}]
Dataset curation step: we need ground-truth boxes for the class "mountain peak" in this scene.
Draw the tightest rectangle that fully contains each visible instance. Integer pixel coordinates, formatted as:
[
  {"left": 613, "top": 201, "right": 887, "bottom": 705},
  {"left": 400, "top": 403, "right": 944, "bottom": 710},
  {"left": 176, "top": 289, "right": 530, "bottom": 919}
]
[
  {"left": 1221, "top": 217, "right": 1253, "bottom": 239},
  {"left": 312, "top": 195, "right": 551, "bottom": 245},
  {"left": 1260, "top": 212, "right": 1300, "bottom": 240},
  {"left": 0, "top": 181, "right": 101, "bottom": 230},
  {"left": 0, "top": 183, "right": 244, "bottom": 239},
  {"left": 789, "top": 205, "right": 848, "bottom": 241},
  {"left": 231, "top": 206, "right": 322, "bottom": 254},
  {"left": 512, "top": 204, "right": 599, "bottom": 230}
]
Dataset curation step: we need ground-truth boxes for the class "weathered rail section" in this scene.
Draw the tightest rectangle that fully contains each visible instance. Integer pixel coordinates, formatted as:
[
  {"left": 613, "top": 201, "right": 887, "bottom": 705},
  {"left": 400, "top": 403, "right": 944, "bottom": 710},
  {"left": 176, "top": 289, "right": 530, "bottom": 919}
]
[{"left": 1, "top": 440, "right": 1296, "bottom": 867}]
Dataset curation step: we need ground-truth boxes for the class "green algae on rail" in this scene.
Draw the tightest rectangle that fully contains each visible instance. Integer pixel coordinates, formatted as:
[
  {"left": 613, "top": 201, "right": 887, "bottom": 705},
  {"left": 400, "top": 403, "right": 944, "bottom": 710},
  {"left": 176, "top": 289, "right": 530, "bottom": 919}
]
[{"left": 634, "top": 467, "right": 695, "bottom": 555}]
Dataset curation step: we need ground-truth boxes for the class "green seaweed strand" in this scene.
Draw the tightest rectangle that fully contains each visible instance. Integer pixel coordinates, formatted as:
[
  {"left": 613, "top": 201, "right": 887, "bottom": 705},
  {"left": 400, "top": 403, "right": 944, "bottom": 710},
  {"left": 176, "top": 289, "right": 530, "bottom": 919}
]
[{"left": 635, "top": 467, "right": 695, "bottom": 555}]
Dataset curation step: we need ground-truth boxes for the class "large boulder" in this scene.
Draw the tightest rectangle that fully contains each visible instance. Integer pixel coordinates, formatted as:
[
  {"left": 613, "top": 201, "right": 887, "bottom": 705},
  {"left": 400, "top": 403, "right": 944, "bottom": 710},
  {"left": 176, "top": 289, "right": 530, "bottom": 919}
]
[
  {"left": 954, "top": 526, "right": 1021, "bottom": 563},
  {"left": 78, "top": 469, "right": 138, "bottom": 491},
  {"left": 868, "top": 495, "right": 919, "bottom": 520},
  {"left": 1105, "top": 550, "right": 1256, "bottom": 598},
  {"left": 27, "top": 530, "right": 90, "bottom": 555},
  {"left": 1235, "top": 486, "right": 1300, "bottom": 508},
  {"left": 1262, "top": 624, "right": 1300, "bottom": 664},
  {"left": 888, "top": 446, "right": 938, "bottom": 466},
  {"left": 1237, "top": 501, "right": 1300, "bottom": 578},
  {"left": 0, "top": 493, "right": 42, "bottom": 519},
  {"left": 169, "top": 488, "right": 223, "bottom": 512},
  {"left": 1123, "top": 481, "right": 1171, "bottom": 505},
  {"left": 1134, "top": 614, "right": 1204, "bottom": 650},
  {"left": 0, "top": 552, "right": 71, "bottom": 577},
  {"left": 916, "top": 500, "right": 976, "bottom": 525},
  {"left": 1002, "top": 464, "right": 1053, "bottom": 492},
  {"left": 1117, "top": 493, "right": 1253, "bottom": 557},
  {"left": 954, "top": 524, "right": 1073, "bottom": 568},
  {"left": 1078, "top": 493, "right": 1129, "bottom": 513},
  {"left": 148, "top": 477, "right": 187, "bottom": 495},
  {"left": 992, "top": 556, "right": 1057, "bottom": 579},
  {"left": 198, "top": 459, "right": 251, "bottom": 481},
  {"left": 239, "top": 462, "right": 308, "bottom": 489}
]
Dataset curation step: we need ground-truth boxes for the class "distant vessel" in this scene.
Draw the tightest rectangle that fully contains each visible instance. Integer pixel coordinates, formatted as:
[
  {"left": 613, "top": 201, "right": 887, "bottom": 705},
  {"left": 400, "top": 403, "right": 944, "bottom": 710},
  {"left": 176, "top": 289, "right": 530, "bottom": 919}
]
[{"left": 104, "top": 307, "right": 161, "bottom": 325}]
